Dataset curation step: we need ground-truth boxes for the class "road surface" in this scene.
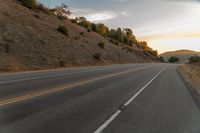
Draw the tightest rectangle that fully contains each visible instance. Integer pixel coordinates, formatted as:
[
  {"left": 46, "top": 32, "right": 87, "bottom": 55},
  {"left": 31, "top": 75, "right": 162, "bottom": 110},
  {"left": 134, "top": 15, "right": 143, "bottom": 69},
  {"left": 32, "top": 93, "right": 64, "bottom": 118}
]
[{"left": 0, "top": 63, "right": 199, "bottom": 133}]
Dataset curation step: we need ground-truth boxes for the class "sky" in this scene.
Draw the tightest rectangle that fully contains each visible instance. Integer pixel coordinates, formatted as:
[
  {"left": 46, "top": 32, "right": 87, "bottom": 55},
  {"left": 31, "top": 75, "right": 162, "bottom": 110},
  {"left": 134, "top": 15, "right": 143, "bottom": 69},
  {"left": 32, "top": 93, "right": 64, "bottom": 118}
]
[{"left": 39, "top": 0, "right": 200, "bottom": 54}]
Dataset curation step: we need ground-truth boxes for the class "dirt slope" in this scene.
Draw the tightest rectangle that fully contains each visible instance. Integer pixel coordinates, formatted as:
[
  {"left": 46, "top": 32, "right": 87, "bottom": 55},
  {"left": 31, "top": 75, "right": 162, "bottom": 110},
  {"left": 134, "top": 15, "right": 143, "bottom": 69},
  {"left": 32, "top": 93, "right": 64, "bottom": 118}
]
[{"left": 0, "top": 0, "right": 159, "bottom": 72}]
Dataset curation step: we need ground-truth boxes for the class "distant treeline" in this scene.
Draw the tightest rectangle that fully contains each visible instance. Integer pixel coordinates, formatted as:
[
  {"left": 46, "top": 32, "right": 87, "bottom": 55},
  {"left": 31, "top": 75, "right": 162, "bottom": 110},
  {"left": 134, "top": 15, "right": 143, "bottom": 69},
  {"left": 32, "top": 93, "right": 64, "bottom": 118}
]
[{"left": 71, "top": 17, "right": 158, "bottom": 56}]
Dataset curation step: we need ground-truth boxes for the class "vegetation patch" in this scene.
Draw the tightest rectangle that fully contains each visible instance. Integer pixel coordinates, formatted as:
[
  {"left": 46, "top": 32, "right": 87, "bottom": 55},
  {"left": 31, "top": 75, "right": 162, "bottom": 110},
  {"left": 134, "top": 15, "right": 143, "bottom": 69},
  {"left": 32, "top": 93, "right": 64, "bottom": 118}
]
[
  {"left": 57, "top": 26, "right": 68, "bottom": 36},
  {"left": 169, "top": 56, "right": 179, "bottom": 63},
  {"left": 93, "top": 53, "right": 101, "bottom": 60},
  {"left": 98, "top": 42, "right": 105, "bottom": 49},
  {"left": 59, "top": 60, "right": 65, "bottom": 67},
  {"left": 79, "top": 32, "right": 84, "bottom": 36},
  {"left": 189, "top": 56, "right": 200, "bottom": 63},
  {"left": 159, "top": 56, "right": 165, "bottom": 63},
  {"left": 18, "top": 0, "right": 37, "bottom": 9}
]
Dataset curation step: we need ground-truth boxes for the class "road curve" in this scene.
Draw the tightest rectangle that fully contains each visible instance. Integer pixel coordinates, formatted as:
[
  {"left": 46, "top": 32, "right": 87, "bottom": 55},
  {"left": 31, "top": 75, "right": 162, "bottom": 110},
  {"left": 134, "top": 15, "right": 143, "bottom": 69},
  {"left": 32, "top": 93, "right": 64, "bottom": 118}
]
[{"left": 0, "top": 63, "right": 199, "bottom": 133}]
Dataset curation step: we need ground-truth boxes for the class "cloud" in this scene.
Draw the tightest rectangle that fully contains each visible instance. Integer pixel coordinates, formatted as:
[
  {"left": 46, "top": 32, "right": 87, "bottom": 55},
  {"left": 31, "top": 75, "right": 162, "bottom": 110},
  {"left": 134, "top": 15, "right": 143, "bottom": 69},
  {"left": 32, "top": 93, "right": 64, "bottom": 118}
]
[
  {"left": 70, "top": 8, "right": 129, "bottom": 22},
  {"left": 119, "top": 11, "right": 130, "bottom": 17}
]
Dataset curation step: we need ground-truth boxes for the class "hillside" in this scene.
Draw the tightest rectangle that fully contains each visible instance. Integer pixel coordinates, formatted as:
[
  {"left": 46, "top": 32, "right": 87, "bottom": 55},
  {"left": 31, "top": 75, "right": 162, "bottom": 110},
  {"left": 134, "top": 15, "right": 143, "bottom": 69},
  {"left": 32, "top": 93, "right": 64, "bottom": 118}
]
[
  {"left": 160, "top": 50, "right": 200, "bottom": 63},
  {"left": 0, "top": 0, "right": 159, "bottom": 72}
]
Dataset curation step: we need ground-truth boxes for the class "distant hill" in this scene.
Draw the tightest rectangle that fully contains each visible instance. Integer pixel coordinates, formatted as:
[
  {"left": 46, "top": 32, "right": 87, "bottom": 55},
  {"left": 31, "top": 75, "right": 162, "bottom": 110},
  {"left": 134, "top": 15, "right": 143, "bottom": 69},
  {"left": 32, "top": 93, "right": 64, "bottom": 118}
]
[
  {"left": 0, "top": 0, "right": 159, "bottom": 72},
  {"left": 160, "top": 50, "right": 200, "bottom": 63}
]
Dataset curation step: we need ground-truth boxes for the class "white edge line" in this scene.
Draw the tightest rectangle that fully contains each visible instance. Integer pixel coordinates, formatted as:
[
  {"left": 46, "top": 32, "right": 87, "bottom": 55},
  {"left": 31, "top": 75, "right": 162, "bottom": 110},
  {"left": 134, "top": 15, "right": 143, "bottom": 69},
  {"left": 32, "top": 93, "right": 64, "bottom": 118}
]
[{"left": 94, "top": 65, "right": 168, "bottom": 133}]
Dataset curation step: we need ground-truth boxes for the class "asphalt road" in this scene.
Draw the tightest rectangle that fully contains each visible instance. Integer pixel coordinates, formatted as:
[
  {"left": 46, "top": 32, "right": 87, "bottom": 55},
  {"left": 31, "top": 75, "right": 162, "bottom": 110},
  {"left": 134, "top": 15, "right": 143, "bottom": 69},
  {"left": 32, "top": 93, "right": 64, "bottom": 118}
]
[{"left": 0, "top": 63, "right": 199, "bottom": 133}]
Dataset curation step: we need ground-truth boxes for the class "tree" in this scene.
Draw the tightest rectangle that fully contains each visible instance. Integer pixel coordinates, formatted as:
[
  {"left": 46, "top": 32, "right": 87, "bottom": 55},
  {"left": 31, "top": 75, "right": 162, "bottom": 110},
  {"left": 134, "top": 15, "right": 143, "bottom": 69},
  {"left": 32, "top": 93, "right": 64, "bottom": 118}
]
[
  {"left": 123, "top": 28, "right": 133, "bottom": 40},
  {"left": 168, "top": 56, "right": 179, "bottom": 63},
  {"left": 96, "top": 23, "right": 109, "bottom": 36},
  {"left": 75, "top": 17, "right": 91, "bottom": 29},
  {"left": 19, "top": 0, "right": 37, "bottom": 9},
  {"left": 54, "top": 3, "right": 71, "bottom": 20},
  {"left": 91, "top": 23, "right": 97, "bottom": 32},
  {"left": 139, "top": 41, "right": 148, "bottom": 51}
]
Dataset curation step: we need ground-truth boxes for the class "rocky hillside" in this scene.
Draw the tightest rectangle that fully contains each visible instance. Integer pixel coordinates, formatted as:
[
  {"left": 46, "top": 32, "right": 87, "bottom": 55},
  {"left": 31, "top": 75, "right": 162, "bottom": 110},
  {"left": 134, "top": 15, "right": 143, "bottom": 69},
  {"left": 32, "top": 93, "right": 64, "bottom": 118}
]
[
  {"left": 160, "top": 50, "right": 200, "bottom": 63},
  {"left": 0, "top": 0, "right": 159, "bottom": 72}
]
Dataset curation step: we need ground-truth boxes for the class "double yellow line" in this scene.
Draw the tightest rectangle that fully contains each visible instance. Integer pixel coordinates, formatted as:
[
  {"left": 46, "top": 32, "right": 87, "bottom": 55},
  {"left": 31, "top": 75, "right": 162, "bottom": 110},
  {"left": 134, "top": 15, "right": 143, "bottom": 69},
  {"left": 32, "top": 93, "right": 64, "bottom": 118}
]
[{"left": 0, "top": 65, "right": 157, "bottom": 106}]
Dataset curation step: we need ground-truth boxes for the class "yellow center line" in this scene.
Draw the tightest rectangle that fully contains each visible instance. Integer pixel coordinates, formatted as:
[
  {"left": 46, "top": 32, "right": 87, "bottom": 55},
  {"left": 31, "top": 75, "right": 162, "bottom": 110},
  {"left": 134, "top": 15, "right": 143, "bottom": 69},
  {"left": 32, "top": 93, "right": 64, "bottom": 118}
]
[{"left": 0, "top": 65, "right": 157, "bottom": 106}]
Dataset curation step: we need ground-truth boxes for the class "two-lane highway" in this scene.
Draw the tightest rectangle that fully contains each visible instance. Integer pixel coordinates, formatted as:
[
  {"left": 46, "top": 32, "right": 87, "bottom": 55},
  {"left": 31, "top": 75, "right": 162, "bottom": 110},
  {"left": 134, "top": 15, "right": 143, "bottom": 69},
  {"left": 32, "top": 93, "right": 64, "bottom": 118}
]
[{"left": 0, "top": 63, "right": 199, "bottom": 133}]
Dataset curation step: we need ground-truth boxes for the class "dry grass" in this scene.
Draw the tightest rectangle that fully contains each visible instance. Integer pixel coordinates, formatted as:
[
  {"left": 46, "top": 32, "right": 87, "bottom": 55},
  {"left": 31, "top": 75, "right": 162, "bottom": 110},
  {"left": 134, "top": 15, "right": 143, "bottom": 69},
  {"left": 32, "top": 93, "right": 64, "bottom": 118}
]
[
  {"left": 0, "top": 0, "right": 159, "bottom": 72},
  {"left": 179, "top": 63, "right": 200, "bottom": 94}
]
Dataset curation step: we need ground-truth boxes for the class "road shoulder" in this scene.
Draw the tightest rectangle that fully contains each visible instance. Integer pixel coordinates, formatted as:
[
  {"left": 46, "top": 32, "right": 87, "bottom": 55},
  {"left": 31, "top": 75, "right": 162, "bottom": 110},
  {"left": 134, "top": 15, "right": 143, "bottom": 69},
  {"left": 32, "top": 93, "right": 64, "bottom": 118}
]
[{"left": 177, "top": 64, "right": 200, "bottom": 110}]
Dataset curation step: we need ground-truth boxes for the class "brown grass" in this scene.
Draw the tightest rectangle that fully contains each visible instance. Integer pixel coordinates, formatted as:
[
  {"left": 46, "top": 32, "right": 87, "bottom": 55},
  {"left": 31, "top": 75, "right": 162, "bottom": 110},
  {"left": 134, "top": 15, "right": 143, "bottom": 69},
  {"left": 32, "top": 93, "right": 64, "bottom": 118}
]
[{"left": 179, "top": 63, "right": 200, "bottom": 94}]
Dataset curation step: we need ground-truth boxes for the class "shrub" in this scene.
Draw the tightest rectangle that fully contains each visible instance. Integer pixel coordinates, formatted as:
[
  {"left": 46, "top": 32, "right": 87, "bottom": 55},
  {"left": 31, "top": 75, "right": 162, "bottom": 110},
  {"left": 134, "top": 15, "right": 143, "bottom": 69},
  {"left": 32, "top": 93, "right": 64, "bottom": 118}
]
[
  {"left": 59, "top": 60, "right": 65, "bottom": 67},
  {"left": 168, "top": 56, "right": 179, "bottom": 63},
  {"left": 98, "top": 42, "right": 105, "bottom": 49},
  {"left": 71, "top": 19, "right": 77, "bottom": 24},
  {"left": 37, "top": 3, "right": 51, "bottom": 14},
  {"left": 87, "top": 29, "right": 91, "bottom": 32},
  {"left": 114, "top": 41, "right": 119, "bottom": 46},
  {"left": 18, "top": 0, "right": 37, "bottom": 9},
  {"left": 74, "top": 37, "right": 79, "bottom": 40},
  {"left": 93, "top": 53, "right": 101, "bottom": 60},
  {"left": 33, "top": 14, "right": 40, "bottom": 18},
  {"left": 189, "top": 56, "right": 200, "bottom": 63},
  {"left": 80, "top": 32, "right": 84, "bottom": 36},
  {"left": 159, "top": 56, "right": 165, "bottom": 63},
  {"left": 57, "top": 26, "right": 68, "bottom": 36},
  {"left": 5, "top": 44, "right": 9, "bottom": 53}
]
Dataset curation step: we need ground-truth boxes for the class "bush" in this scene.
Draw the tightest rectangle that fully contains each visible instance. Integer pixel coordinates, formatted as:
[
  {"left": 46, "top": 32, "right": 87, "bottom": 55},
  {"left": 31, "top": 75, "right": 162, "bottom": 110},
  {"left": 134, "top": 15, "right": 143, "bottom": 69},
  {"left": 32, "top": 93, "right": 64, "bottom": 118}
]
[
  {"left": 19, "top": 0, "right": 37, "bottom": 9},
  {"left": 87, "top": 29, "right": 91, "bottom": 32},
  {"left": 114, "top": 41, "right": 119, "bottom": 46},
  {"left": 80, "top": 32, "right": 84, "bottom": 36},
  {"left": 93, "top": 53, "right": 101, "bottom": 60},
  {"left": 5, "top": 44, "right": 9, "bottom": 53},
  {"left": 168, "top": 56, "right": 179, "bottom": 63},
  {"left": 74, "top": 37, "right": 79, "bottom": 40},
  {"left": 159, "top": 56, "right": 165, "bottom": 63},
  {"left": 71, "top": 19, "right": 77, "bottom": 24},
  {"left": 37, "top": 3, "right": 51, "bottom": 14},
  {"left": 98, "top": 42, "right": 105, "bottom": 49},
  {"left": 59, "top": 60, "right": 65, "bottom": 67},
  {"left": 189, "top": 56, "right": 200, "bottom": 63},
  {"left": 57, "top": 26, "right": 68, "bottom": 36}
]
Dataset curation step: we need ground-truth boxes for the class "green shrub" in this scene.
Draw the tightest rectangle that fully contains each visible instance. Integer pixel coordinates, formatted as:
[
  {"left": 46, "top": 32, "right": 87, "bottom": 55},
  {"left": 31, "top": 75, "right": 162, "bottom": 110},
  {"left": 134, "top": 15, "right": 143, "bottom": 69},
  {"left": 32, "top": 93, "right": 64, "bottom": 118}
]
[
  {"left": 71, "top": 19, "right": 77, "bottom": 23},
  {"left": 57, "top": 26, "right": 68, "bottom": 36},
  {"left": 19, "top": 0, "right": 37, "bottom": 9},
  {"left": 189, "top": 56, "right": 200, "bottom": 63},
  {"left": 159, "top": 56, "right": 165, "bottom": 63},
  {"left": 168, "top": 56, "right": 179, "bottom": 63},
  {"left": 98, "top": 42, "right": 105, "bottom": 49}
]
